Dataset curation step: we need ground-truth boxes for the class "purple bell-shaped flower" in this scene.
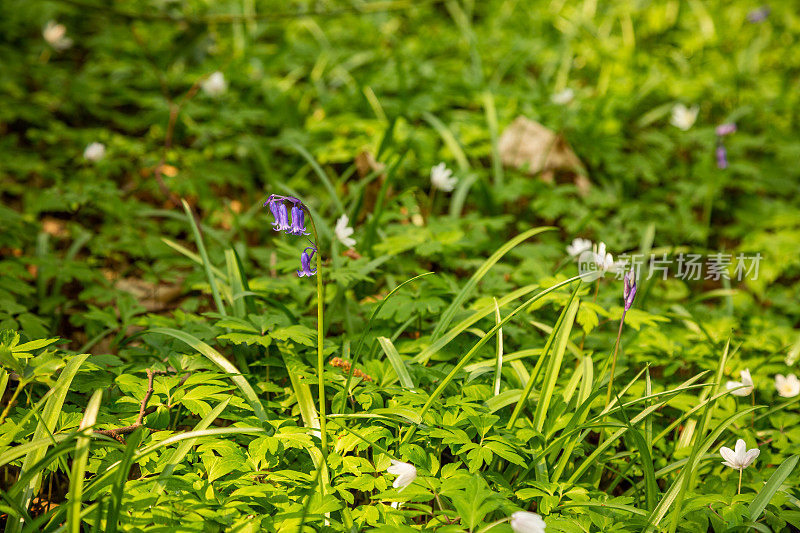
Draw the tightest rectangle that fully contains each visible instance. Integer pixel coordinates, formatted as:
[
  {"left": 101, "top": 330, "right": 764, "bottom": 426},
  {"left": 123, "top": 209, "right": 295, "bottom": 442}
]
[{"left": 297, "top": 247, "right": 317, "bottom": 277}]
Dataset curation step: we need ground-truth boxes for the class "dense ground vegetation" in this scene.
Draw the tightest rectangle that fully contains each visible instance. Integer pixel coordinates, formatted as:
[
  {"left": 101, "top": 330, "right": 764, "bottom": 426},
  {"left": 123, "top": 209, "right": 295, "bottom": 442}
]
[{"left": 2, "top": 0, "right": 800, "bottom": 531}]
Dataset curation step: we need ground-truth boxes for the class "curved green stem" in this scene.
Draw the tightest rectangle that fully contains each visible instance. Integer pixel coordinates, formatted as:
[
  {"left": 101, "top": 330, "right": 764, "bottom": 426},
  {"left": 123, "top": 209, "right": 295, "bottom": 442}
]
[
  {"left": 605, "top": 310, "right": 627, "bottom": 408},
  {"left": 307, "top": 216, "right": 328, "bottom": 458}
]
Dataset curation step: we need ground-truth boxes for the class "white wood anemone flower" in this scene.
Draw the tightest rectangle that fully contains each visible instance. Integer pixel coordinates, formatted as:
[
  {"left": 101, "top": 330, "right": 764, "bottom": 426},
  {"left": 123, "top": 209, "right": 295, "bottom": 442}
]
[
  {"left": 43, "top": 21, "right": 73, "bottom": 51},
  {"left": 551, "top": 88, "right": 574, "bottom": 105},
  {"left": 83, "top": 142, "right": 106, "bottom": 162},
  {"left": 720, "top": 438, "right": 759, "bottom": 494},
  {"left": 430, "top": 162, "right": 457, "bottom": 192},
  {"left": 334, "top": 214, "right": 356, "bottom": 248},
  {"left": 775, "top": 374, "right": 800, "bottom": 398},
  {"left": 386, "top": 460, "right": 417, "bottom": 491},
  {"left": 202, "top": 71, "right": 228, "bottom": 97},
  {"left": 566, "top": 237, "right": 592, "bottom": 258},
  {"left": 726, "top": 369, "right": 754, "bottom": 397},
  {"left": 670, "top": 103, "right": 699, "bottom": 131},
  {"left": 720, "top": 439, "right": 760, "bottom": 470},
  {"left": 510, "top": 511, "right": 546, "bottom": 533}
]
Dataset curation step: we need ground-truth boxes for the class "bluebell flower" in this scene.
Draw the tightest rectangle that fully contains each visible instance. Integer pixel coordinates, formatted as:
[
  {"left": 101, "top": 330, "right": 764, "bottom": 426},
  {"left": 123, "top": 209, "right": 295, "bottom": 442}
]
[
  {"left": 289, "top": 204, "right": 309, "bottom": 236},
  {"left": 623, "top": 267, "right": 637, "bottom": 311},
  {"left": 265, "top": 194, "right": 294, "bottom": 232},
  {"left": 297, "top": 247, "right": 317, "bottom": 277},
  {"left": 716, "top": 143, "right": 728, "bottom": 169},
  {"left": 747, "top": 6, "right": 770, "bottom": 23}
]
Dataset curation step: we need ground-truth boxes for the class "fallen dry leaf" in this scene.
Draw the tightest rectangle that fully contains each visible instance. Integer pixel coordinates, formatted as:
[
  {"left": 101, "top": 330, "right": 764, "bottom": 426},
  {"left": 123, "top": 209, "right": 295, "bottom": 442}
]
[
  {"left": 115, "top": 278, "right": 183, "bottom": 311},
  {"left": 41, "top": 217, "right": 68, "bottom": 238},
  {"left": 498, "top": 116, "right": 589, "bottom": 191}
]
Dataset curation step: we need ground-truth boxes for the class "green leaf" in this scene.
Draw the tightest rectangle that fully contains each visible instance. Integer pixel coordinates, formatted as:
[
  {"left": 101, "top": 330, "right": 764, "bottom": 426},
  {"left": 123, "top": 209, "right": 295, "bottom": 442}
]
[
  {"left": 147, "top": 328, "right": 268, "bottom": 422},
  {"left": 377, "top": 336, "right": 415, "bottom": 389},
  {"left": 748, "top": 455, "right": 799, "bottom": 520}
]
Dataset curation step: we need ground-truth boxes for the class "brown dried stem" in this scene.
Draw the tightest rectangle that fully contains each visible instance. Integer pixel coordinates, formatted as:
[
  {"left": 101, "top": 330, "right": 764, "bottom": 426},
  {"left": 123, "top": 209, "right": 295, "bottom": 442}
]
[{"left": 95, "top": 368, "right": 155, "bottom": 443}]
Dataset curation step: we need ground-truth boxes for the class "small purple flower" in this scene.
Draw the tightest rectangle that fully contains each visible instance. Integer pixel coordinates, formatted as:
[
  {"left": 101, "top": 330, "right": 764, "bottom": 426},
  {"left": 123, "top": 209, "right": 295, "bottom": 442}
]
[
  {"left": 297, "top": 247, "right": 317, "bottom": 277},
  {"left": 716, "top": 123, "right": 737, "bottom": 137},
  {"left": 288, "top": 204, "right": 309, "bottom": 236},
  {"left": 264, "top": 194, "right": 294, "bottom": 233},
  {"left": 747, "top": 6, "right": 770, "bottom": 23},
  {"left": 623, "top": 267, "right": 637, "bottom": 312},
  {"left": 716, "top": 143, "right": 729, "bottom": 169},
  {"left": 267, "top": 197, "right": 282, "bottom": 230}
]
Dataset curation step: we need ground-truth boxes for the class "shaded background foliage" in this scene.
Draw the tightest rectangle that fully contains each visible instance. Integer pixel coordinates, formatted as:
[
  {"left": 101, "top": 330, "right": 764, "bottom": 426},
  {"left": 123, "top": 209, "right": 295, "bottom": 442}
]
[{"left": 2, "top": 0, "right": 800, "bottom": 531}]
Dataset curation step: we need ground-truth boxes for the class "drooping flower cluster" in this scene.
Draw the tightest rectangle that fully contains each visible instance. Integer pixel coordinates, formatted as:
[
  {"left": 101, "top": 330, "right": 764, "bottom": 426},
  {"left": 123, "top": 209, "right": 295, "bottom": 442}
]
[
  {"left": 265, "top": 195, "right": 316, "bottom": 277},
  {"left": 715, "top": 122, "right": 736, "bottom": 169},
  {"left": 747, "top": 6, "right": 770, "bottom": 23}
]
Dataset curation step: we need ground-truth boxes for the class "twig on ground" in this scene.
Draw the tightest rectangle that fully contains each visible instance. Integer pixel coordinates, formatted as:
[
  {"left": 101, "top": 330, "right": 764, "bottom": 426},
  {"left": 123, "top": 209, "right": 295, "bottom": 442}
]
[{"left": 95, "top": 368, "right": 155, "bottom": 443}]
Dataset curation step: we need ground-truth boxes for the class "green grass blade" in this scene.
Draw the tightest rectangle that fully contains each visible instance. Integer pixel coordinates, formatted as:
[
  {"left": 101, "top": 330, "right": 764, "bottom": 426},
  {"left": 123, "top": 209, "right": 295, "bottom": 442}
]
[
  {"left": 161, "top": 237, "right": 227, "bottom": 279},
  {"left": 665, "top": 337, "right": 732, "bottom": 532},
  {"left": 181, "top": 199, "right": 226, "bottom": 316},
  {"left": 338, "top": 272, "right": 433, "bottom": 413},
  {"left": 225, "top": 249, "right": 247, "bottom": 318},
  {"left": 531, "top": 296, "right": 579, "bottom": 433},
  {"left": 482, "top": 90, "right": 504, "bottom": 188},
  {"left": 104, "top": 428, "right": 143, "bottom": 533},
  {"left": 748, "top": 454, "right": 799, "bottom": 520},
  {"left": 508, "top": 284, "right": 581, "bottom": 429},
  {"left": 431, "top": 227, "right": 554, "bottom": 342},
  {"left": 647, "top": 406, "right": 758, "bottom": 530},
  {"left": 8, "top": 353, "right": 88, "bottom": 533},
  {"left": 67, "top": 389, "right": 103, "bottom": 533},
  {"left": 154, "top": 398, "right": 230, "bottom": 495},
  {"left": 492, "top": 298, "right": 503, "bottom": 396},
  {"left": 414, "top": 283, "right": 540, "bottom": 365},
  {"left": 401, "top": 275, "right": 583, "bottom": 445},
  {"left": 377, "top": 336, "right": 415, "bottom": 389},
  {"left": 422, "top": 111, "right": 470, "bottom": 172},
  {"left": 148, "top": 327, "right": 268, "bottom": 422},
  {"left": 282, "top": 351, "right": 320, "bottom": 434},
  {"left": 0, "top": 369, "right": 7, "bottom": 400}
]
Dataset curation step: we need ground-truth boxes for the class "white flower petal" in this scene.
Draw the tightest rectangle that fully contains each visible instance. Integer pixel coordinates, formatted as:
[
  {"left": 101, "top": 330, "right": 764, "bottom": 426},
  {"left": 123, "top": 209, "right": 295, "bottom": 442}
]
[
  {"left": 386, "top": 460, "right": 417, "bottom": 490},
  {"left": 742, "top": 448, "right": 760, "bottom": 468},
  {"left": 510, "top": 511, "right": 546, "bottom": 533},
  {"left": 719, "top": 446, "right": 737, "bottom": 465}
]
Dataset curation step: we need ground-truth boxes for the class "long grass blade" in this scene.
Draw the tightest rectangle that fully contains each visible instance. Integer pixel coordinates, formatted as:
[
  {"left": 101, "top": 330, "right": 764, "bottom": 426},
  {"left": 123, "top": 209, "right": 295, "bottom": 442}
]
[
  {"left": 104, "top": 428, "right": 143, "bottom": 533},
  {"left": 181, "top": 199, "right": 226, "bottom": 315},
  {"left": 431, "top": 227, "right": 553, "bottom": 342},
  {"left": 401, "top": 275, "right": 583, "bottom": 445},
  {"left": 492, "top": 298, "right": 503, "bottom": 396},
  {"left": 154, "top": 399, "right": 230, "bottom": 494},
  {"left": 67, "top": 389, "right": 103, "bottom": 533},
  {"left": 748, "top": 454, "right": 799, "bottom": 520},
  {"left": 377, "top": 336, "right": 415, "bottom": 389},
  {"left": 8, "top": 353, "right": 88, "bottom": 533},
  {"left": 148, "top": 328, "right": 268, "bottom": 422}
]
